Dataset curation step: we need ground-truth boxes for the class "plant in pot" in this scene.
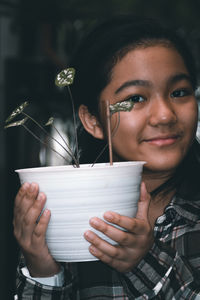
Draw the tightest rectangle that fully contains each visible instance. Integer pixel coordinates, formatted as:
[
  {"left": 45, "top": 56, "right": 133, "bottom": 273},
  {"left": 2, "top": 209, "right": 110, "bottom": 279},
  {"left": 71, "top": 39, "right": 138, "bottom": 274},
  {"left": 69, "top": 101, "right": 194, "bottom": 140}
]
[{"left": 5, "top": 68, "right": 145, "bottom": 262}]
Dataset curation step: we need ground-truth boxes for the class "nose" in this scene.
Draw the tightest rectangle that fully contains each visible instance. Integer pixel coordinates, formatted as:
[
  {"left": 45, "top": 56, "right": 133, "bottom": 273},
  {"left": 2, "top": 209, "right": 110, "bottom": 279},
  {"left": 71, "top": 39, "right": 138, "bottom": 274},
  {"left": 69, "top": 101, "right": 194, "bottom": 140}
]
[{"left": 148, "top": 96, "right": 177, "bottom": 127}]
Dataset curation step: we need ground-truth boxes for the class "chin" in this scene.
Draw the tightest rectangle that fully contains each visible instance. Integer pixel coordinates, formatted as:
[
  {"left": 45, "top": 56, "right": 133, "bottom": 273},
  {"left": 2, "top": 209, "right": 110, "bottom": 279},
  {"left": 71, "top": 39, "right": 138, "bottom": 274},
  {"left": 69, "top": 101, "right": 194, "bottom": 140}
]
[{"left": 143, "top": 157, "right": 184, "bottom": 173}]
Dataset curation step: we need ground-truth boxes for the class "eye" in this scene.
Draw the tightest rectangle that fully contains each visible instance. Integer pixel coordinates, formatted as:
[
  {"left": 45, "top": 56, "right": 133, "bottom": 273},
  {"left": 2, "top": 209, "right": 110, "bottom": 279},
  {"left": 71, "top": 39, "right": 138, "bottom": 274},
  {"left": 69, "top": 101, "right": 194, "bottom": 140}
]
[
  {"left": 171, "top": 89, "right": 191, "bottom": 98},
  {"left": 125, "top": 94, "right": 146, "bottom": 103},
  {"left": 109, "top": 94, "right": 146, "bottom": 114}
]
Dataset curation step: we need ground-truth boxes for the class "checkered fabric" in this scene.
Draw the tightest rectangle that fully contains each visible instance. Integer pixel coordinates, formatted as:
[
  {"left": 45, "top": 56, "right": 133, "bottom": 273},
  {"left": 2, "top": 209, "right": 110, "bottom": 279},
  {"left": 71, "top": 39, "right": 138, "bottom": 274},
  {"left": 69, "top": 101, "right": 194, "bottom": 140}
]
[{"left": 16, "top": 194, "right": 200, "bottom": 299}]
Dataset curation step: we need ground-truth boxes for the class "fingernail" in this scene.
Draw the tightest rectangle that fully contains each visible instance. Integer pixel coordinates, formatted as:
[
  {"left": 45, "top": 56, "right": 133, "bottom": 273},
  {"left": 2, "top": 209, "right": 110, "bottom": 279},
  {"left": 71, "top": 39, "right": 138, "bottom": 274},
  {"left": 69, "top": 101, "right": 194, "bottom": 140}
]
[
  {"left": 104, "top": 212, "right": 114, "bottom": 221},
  {"left": 90, "top": 218, "right": 99, "bottom": 227},
  {"left": 30, "top": 183, "right": 36, "bottom": 192},
  {"left": 38, "top": 193, "right": 44, "bottom": 201},
  {"left": 43, "top": 209, "right": 49, "bottom": 216},
  {"left": 22, "top": 182, "right": 29, "bottom": 190},
  {"left": 84, "top": 230, "right": 94, "bottom": 241},
  {"left": 90, "top": 246, "right": 98, "bottom": 255}
]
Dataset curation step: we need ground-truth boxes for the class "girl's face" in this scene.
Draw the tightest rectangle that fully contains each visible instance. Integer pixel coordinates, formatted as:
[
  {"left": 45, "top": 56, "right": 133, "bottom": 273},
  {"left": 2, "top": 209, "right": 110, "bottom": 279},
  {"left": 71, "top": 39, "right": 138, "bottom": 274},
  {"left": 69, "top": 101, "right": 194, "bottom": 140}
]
[{"left": 99, "top": 46, "right": 198, "bottom": 173}]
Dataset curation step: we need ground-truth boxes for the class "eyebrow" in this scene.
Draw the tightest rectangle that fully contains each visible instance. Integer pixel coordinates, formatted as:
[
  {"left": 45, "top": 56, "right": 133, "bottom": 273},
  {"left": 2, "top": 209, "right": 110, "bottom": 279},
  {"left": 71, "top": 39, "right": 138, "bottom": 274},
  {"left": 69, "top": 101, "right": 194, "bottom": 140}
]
[
  {"left": 115, "top": 80, "right": 151, "bottom": 94},
  {"left": 167, "top": 73, "right": 192, "bottom": 86},
  {"left": 114, "top": 73, "right": 193, "bottom": 95}
]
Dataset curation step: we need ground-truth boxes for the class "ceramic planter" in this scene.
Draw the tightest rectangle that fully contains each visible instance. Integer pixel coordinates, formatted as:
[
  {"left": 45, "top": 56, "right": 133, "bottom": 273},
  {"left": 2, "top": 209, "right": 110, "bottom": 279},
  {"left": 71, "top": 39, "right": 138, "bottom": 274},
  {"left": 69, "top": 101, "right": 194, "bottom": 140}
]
[{"left": 16, "top": 161, "right": 145, "bottom": 262}]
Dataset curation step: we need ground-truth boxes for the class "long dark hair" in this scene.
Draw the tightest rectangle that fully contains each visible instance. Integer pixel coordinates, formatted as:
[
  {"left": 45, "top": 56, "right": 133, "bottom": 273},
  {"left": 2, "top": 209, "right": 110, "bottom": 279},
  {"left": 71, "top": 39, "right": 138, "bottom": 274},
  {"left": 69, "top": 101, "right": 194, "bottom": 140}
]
[
  {"left": 151, "top": 139, "right": 200, "bottom": 200},
  {"left": 71, "top": 15, "right": 197, "bottom": 112},
  {"left": 70, "top": 14, "right": 200, "bottom": 199}
]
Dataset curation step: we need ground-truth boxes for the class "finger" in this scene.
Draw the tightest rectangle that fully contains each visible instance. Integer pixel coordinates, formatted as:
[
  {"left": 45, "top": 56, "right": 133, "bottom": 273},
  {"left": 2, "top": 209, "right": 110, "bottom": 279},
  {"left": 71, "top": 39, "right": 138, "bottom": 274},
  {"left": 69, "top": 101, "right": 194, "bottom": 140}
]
[
  {"left": 15, "top": 182, "right": 30, "bottom": 208},
  {"left": 20, "top": 192, "right": 47, "bottom": 240},
  {"left": 13, "top": 183, "right": 36, "bottom": 234},
  {"left": 89, "top": 243, "right": 130, "bottom": 272},
  {"left": 84, "top": 230, "right": 122, "bottom": 259},
  {"left": 14, "top": 183, "right": 39, "bottom": 218},
  {"left": 84, "top": 230, "right": 135, "bottom": 272},
  {"left": 14, "top": 183, "right": 31, "bottom": 219},
  {"left": 33, "top": 209, "right": 51, "bottom": 241},
  {"left": 89, "top": 217, "right": 136, "bottom": 245},
  {"left": 89, "top": 244, "right": 117, "bottom": 267},
  {"left": 136, "top": 181, "right": 151, "bottom": 220},
  {"left": 85, "top": 230, "right": 130, "bottom": 271},
  {"left": 13, "top": 183, "right": 30, "bottom": 229},
  {"left": 103, "top": 212, "right": 148, "bottom": 235}
]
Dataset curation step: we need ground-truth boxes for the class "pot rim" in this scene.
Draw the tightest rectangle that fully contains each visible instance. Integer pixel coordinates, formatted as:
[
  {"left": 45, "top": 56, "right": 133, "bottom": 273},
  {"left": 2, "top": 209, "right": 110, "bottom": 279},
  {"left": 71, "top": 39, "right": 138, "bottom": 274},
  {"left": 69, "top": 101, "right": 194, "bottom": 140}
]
[{"left": 15, "top": 161, "right": 146, "bottom": 174}]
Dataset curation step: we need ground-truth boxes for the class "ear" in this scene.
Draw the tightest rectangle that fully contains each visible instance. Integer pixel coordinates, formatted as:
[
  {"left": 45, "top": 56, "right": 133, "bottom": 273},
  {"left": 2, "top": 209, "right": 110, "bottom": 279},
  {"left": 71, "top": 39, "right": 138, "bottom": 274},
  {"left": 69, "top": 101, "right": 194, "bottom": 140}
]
[{"left": 78, "top": 105, "right": 104, "bottom": 140}]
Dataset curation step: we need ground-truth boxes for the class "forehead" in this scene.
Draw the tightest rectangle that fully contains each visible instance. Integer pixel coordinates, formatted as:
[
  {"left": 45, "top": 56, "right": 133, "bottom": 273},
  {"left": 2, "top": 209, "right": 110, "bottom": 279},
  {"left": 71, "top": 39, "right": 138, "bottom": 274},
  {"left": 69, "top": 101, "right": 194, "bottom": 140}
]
[
  {"left": 111, "top": 45, "right": 188, "bottom": 81},
  {"left": 99, "top": 46, "right": 191, "bottom": 101}
]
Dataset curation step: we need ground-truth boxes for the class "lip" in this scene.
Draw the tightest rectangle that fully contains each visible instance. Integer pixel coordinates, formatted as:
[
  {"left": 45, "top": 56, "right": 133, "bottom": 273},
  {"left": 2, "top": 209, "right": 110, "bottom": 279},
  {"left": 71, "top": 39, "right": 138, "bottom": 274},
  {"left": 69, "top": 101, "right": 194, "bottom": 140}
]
[{"left": 144, "top": 135, "right": 180, "bottom": 146}]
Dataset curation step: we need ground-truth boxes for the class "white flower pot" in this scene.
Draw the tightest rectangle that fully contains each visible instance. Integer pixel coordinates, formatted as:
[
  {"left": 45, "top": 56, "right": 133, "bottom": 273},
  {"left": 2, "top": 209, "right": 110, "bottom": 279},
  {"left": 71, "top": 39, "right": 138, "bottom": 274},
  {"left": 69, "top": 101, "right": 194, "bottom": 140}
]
[{"left": 16, "top": 161, "right": 145, "bottom": 262}]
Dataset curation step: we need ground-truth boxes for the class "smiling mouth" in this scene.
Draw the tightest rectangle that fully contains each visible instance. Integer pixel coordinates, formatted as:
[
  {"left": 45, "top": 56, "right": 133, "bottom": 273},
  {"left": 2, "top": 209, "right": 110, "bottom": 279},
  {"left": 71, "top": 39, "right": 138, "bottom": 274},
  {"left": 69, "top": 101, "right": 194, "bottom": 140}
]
[{"left": 144, "top": 135, "right": 180, "bottom": 146}]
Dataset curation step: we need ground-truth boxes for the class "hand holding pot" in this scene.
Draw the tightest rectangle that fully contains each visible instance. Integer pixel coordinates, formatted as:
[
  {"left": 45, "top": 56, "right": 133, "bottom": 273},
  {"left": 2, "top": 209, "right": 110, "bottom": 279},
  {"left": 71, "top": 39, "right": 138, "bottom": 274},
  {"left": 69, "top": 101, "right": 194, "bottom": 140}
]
[
  {"left": 13, "top": 182, "right": 60, "bottom": 277},
  {"left": 84, "top": 182, "right": 154, "bottom": 273}
]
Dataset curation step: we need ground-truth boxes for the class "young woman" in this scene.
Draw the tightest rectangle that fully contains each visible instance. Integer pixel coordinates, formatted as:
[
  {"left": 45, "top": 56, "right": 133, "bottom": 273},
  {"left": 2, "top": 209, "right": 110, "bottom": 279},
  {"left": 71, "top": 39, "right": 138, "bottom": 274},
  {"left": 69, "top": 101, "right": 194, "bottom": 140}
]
[{"left": 15, "top": 15, "right": 200, "bottom": 299}]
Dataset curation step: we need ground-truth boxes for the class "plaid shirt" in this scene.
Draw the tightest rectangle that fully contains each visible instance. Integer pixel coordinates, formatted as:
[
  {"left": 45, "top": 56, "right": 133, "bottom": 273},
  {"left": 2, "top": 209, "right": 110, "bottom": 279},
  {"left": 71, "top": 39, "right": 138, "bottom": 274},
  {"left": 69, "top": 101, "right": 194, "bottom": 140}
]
[{"left": 16, "top": 194, "right": 200, "bottom": 299}]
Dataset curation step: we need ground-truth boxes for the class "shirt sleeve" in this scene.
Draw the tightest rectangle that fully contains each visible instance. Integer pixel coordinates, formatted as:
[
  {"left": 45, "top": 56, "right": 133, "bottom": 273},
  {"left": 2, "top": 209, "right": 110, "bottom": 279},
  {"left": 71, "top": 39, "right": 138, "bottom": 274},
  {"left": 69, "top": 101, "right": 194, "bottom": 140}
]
[
  {"left": 21, "top": 266, "right": 65, "bottom": 286},
  {"left": 16, "top": 261, "right": 78, "bottom": 299},
  {"left": 121, "top": 240, "right": 200, "bottom": 299}
]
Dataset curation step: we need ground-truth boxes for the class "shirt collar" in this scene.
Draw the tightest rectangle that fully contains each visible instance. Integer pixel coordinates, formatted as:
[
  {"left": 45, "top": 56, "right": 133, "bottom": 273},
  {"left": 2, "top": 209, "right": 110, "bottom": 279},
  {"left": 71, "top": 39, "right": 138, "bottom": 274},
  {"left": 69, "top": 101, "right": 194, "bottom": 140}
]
[{"left": 166, "top": 195, "right": 200, "bottom": 225}]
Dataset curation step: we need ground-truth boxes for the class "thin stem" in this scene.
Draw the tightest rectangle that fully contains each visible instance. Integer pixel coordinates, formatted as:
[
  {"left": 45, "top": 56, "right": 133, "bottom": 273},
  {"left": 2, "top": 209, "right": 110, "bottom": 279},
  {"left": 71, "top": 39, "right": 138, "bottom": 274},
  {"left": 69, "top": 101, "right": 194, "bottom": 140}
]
[
  {"left": 91, "top": 144, "right": 108, "bottom": 167},
  {"left": 91, "top": 111, "right": 120, "bottom": 166},
  {"left": 67, "top": 85, "right": 79, "bottom": 167},
  {"left": 111, "top": 111, "right": 120, "bottom": 137},
  {"left": 51, "top": 124, "right": 79, "bottom": 166},
  {"left": 106, "top": 100, "right": 113, "bottom": 165},
  {"left": 22, "top": 111, "right": 79, "bottom": 167},
  {"left": 51, "top": 124, "right": 74, "bottom": 156},
  {"left": 22, "top": 125, "right": 70, "bottom": 163},
  {"left": 22, "top": 111, "right": 50, "bottom": 135}
]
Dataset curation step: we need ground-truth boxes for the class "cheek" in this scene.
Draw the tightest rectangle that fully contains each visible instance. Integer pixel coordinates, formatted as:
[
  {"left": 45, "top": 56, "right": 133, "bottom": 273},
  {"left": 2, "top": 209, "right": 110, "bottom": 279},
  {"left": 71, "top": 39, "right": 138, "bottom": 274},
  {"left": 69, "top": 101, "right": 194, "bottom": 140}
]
[
  {"left": 111, "top": 112, "right": 143, "bottom": 138},
  {"left": 110, "top": 112, "right": 144, "bottom": 158},
  {"left": 180, "top": 103, "right": 198, "bottom": 137}
]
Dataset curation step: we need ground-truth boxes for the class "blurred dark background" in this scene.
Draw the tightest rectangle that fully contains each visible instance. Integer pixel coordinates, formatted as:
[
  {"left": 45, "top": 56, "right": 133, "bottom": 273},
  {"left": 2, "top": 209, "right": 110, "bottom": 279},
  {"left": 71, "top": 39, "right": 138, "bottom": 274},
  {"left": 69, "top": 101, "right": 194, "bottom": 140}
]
[{"left": 1, "top": 0, "right": 200, "bottom": 298}]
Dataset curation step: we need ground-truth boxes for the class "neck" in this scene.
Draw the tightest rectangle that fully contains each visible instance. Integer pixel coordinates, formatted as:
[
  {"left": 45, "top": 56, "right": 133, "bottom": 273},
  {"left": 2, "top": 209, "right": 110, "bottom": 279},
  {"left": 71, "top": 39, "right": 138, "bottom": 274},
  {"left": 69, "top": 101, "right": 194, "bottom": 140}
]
[
  {"left": 142, "top": 169, "right": 176, "bottom": 227},
  {"left": 142, "top": 168, "right": 174, "bottom": 193},
  {"left": 142, "top": 168, "right": 176, "bottom": 206}
]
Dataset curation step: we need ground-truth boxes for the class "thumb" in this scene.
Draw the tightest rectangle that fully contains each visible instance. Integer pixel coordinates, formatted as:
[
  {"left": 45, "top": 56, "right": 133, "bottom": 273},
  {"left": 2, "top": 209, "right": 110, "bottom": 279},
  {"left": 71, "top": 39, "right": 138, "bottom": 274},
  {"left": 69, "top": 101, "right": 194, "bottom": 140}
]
[{"left": 136, "top": 181, "right": 151, "bottom": 220}]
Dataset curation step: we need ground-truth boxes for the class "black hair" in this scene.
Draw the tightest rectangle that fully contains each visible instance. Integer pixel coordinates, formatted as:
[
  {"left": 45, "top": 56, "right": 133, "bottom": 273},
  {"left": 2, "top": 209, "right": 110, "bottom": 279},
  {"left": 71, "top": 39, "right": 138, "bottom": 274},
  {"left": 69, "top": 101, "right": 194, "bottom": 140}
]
[
  {"left": 71, "top": 15, "right": 197, "bottom": 114},
  {"left": 70, "top": 15, "right": 200, "bottom": 199},
  {"left": 151, "top": 139, "right": 200, "bottom": 200}
]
